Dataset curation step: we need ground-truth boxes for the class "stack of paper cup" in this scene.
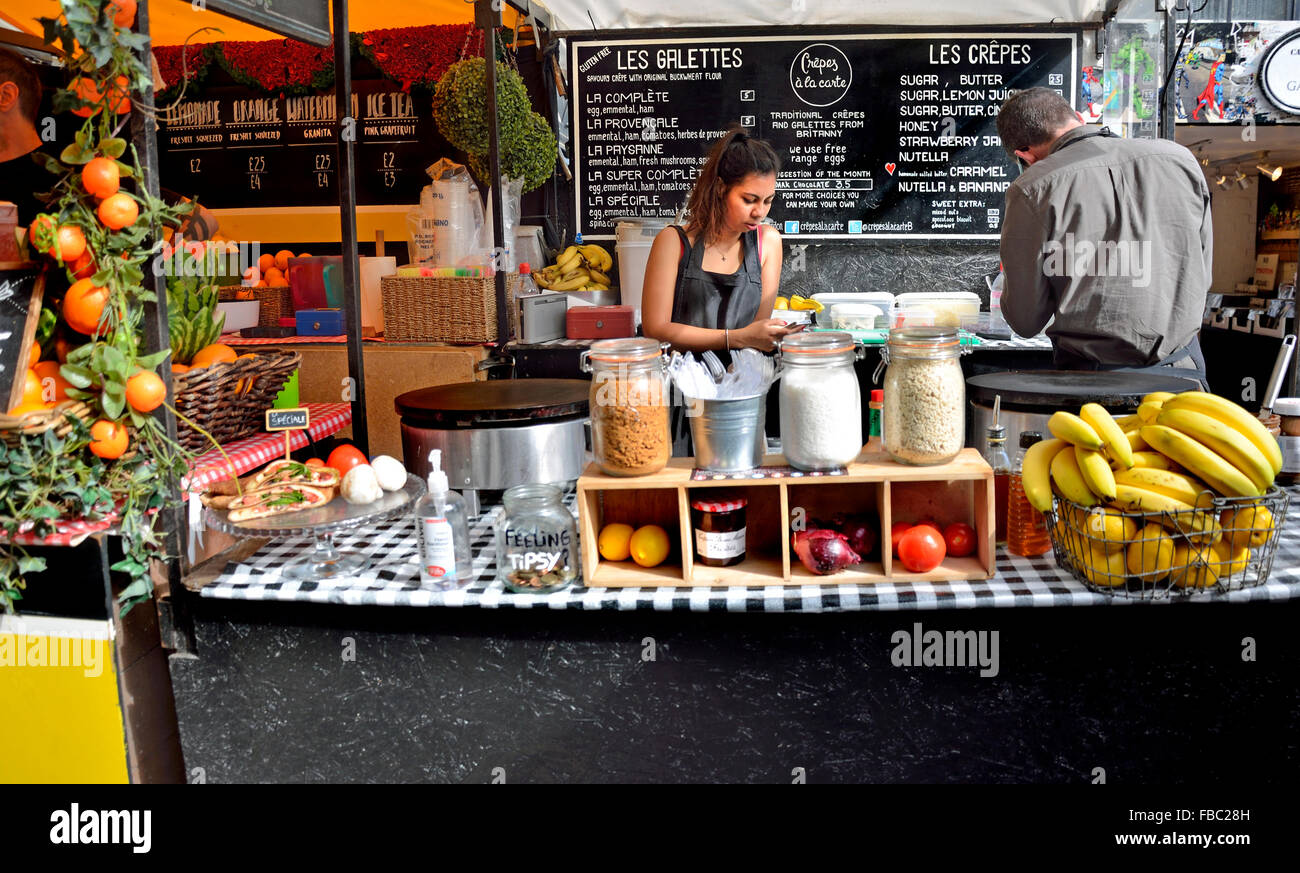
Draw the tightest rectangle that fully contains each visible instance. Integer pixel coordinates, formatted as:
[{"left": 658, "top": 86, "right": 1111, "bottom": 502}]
[
  {"left": 428, "top": 177, "right": 471, "bottom": 266},
  {"left": 359, "top": 256, "right": 396, "bottom": 334}
]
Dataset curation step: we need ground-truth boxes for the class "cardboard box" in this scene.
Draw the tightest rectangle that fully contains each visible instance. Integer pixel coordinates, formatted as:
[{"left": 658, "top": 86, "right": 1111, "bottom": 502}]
[
  {"left": 1255, "top": 254, "right": 1280, "bottom": 291},
  {"left": 1281, "top": 262, "right": 1298, "bottom": 287},
  {"left": 1210, "top": 308, "right": 1234, "bottom": 330}
]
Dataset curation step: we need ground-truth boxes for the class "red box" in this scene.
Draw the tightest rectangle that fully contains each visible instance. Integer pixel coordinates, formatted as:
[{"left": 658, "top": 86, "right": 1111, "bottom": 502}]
[{"left": 566, "top": 305, "right": 635, "bottom": 340}]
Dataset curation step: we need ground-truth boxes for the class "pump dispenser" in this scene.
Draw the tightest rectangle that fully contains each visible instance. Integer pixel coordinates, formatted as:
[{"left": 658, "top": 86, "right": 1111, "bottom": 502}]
[{"left": 414, "top": 449, "right": 472, "bottom": 588}]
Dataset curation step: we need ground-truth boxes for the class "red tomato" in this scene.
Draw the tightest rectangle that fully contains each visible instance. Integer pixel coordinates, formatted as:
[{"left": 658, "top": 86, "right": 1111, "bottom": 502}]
[
  {"left": 913, "top": 518, "right": 942, "bottom": 535},
  {"left": 326, "top": 444, "right": 368, "bottom": 476},
  {"left": 890, "top": 521, "right": 912, "bottom": 557},
  {"left": 943, "top": 522, "right": 977, "bottom": 558},
  {"left": 897, "top": 526, "right": 947, "bottom": 573},
  {"left": 304, "top": 458, "right": 324, "bottom": 467}
]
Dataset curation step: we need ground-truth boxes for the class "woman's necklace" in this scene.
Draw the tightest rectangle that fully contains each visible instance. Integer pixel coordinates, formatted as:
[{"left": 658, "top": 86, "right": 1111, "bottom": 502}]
[{"left": 710, "top": 235, "right": 740, "bottom": 263}]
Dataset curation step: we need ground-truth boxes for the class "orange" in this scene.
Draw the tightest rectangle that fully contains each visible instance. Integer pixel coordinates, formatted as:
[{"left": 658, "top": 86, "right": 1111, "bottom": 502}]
[
  {"left": 54, "top": 225, "right": 86, "bottom": 262},
  {"left": 235, "top": 289, "right": 256, "bottom": 301},
  {"left": 262, "top": 266, "right": 284, "bottom": 284},
  {"left": 69, "top": 77, "right": 101, "bottom": 117},
  {"left": 296, "top": 252, "right": 311, "bottom": 259},
  {"left": 97, "top": 192, "right": 138, "bottom": 230},
  {"left": 7, "top": 401, "right": 50, "bottom": 417},
  {"left": 254, "top": 279, "right": 268, "bottom": 288},
  {"left": 629, "top": 524, "right": 670, "bottom": 568},
  {"left": 106, "top": 0, "right": 136, "bottom": 27},
  {"left": 190, "top": 343, "right": 237, "bottom": 369},
  {"left": 34, "top": 361, "right": 70, "bottom": 403},
  {"left": 82, "top": 156, "right": 121, "bottom": 199},
  {"left": 258, "top": 253, "right": 275, "bottom": 273},
  {"left": 274, "top": 249, "right": 295, "bottom": 271},
  {"left": 268, "top": 277, "right": 289, "bottom": 288},
  {"left": 89, "top": 419, "right": 129, "bottom": 459},
  {"left": 125, "top": 370, "right": 166, "bottom": 413},
  {"left": 21, "top": 368, "right": 43, "bottom": 406},
  {"left": 63, "top": 278, "right": 111, "bottom": 335},
  {"left": 68, "top": 250, "right": 96, "bottom": 280},
  {"left": 597, "top": 523, "right": 635, "bottom": 562},
  {"left": 28, "top": 344, "right": 40, "bottom": 368},
  {"left": 106, "top": 75, "right": 130, "bottom": 114},
  {"left": 55, "top": 336, "right": 72, "bottom": 363},
  {"left": 304, "top": 458, "right": 325, "bottom": 467},
  {"left": 171, "top": 363, "right": 190, "bottom": 374}
]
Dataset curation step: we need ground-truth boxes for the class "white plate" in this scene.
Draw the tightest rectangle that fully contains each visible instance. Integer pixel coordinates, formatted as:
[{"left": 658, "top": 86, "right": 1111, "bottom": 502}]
[{"left": 215, "top": 300, "right": 260, "bottom": 332}]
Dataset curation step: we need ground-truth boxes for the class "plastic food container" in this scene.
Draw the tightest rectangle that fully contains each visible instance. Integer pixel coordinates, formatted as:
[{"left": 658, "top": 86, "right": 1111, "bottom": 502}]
[
  {"left": 829, "top": 303, "right": 886, "bottom": 331},
  {"left": 812, "top": 292, "right": 893, "bottom": 326},
  {"left": 893, "top": 292, "right": 981, "bottom": 329}
]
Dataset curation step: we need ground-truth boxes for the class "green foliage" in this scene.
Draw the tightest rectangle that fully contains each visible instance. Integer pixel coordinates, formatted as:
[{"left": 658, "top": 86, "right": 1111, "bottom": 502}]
[
  {"left": 467, "top": 111, "right": 558, "bottom": 194},
  {"left": 432, "top": 58, "right": 529, "bottom": 155}
]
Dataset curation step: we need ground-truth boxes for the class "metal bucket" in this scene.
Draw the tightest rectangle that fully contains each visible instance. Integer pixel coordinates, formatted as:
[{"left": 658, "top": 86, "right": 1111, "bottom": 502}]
[{"left": 689, "top": 393, "right": 767, "bottom": 472}]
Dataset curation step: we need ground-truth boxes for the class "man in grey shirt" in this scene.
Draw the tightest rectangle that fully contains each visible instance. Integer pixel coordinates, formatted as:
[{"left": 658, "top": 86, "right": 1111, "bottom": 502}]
[{"left": 996, "top": 87, "right": 1212, "bottom": 385}]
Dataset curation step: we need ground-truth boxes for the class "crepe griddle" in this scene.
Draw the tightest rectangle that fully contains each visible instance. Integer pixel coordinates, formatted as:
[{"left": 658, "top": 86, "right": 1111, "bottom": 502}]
[
  {"left": 394, "top": 379, "right": 590, "bottom": 428},
  {"left": 966, "top": 370, "right": 1202, "bottom": 412}
]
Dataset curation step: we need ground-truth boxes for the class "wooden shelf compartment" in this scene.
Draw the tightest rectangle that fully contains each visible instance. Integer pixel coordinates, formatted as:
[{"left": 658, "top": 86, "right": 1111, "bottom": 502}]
[{"left": 575, "top": 448, "right": 995, "bottom": 587}]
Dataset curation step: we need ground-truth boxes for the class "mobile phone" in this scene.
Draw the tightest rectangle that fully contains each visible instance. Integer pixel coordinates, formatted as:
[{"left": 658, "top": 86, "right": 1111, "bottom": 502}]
[{"left": 785, "top": 321, "right": 809, "bottom": 333}]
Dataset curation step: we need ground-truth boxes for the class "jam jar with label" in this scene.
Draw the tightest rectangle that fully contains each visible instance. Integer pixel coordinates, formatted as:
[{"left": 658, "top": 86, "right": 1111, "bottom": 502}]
[{"left": 691, "top": 495, "right": 748, "bottom": 567}]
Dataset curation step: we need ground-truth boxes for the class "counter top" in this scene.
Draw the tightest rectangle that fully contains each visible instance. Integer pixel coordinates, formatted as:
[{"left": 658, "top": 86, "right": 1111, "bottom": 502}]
[{"left": 196, "top": 487, "right": 1300, "bottom": 611}]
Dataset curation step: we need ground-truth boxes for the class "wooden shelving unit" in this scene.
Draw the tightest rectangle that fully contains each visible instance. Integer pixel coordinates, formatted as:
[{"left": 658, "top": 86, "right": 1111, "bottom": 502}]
[{"left": 576, "top": 449, "right": 995, "bottom": 587}]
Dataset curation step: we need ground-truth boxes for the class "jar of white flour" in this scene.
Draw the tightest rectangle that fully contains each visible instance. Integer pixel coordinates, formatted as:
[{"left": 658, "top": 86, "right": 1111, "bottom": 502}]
[{"left": 778, "top": 331, "right": 864, "bottom": 470}]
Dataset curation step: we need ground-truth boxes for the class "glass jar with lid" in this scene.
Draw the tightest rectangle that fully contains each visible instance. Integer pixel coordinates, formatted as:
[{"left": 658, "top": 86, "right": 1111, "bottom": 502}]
[
  {"left": 495, "top": 483, "right": 579, "bottom": 593},
  {"left": 580, "top": 338, "right": 671, "bottom": 477},
  {"left": 778, "top": 330, "right": 866, "bottom": 470},
  {"left": 878, "top": 326, "right": 969, "bottom": 466}
]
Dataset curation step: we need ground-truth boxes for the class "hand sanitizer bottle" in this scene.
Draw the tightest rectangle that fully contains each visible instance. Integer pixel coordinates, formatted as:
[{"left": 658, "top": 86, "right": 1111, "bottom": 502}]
[{"left": 415, "top": 449, "right": 472, "bottom": 588}]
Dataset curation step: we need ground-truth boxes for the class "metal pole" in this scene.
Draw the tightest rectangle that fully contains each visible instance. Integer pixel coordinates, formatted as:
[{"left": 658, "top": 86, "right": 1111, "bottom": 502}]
[
  {"left": 1161, "top": 6, "right": 1175, "bottom": 140},
  {"left": 333, "top": 0, "right": 368, "bottom": 453},
  {"left": 477, "top": 0, "right": 508, "bottom": 344}
]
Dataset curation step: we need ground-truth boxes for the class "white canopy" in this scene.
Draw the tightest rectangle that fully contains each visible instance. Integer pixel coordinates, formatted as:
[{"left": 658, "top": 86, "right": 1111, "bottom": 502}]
[{"left": 540, "top": 0, "right": 1113, "bottom": 31}]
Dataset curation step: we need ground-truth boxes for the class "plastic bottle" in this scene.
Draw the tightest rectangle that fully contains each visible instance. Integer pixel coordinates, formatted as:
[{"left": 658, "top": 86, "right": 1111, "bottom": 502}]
[
  {"left": 1007, "top": 431, "right": 1053, "bottom": 557},
  {"left": 414, "top": 449, "right": 472, "bottom": 588},
  {"left": 983, "top": 423, "right": 1013, "bottom": 544},
  {"left": 511, "top": 262, "right": 540, "bottom": 341},
  {"left": 867, "top": 389, "right": 884, "bottom": 449}
]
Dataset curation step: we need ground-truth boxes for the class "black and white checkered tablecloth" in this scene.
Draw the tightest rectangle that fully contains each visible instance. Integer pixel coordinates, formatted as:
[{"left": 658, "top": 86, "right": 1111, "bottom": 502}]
[{"left": 198, "top": 488, "right": 1300, "bottom": 611}]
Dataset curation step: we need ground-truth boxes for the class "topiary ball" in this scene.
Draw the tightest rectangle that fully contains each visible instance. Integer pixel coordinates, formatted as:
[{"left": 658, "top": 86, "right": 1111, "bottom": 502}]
[
  {"left": 432, "top": 58, "right": 529, "bottom": 154},
  {"left": 467, "top": 111, "right": 558, "bottom": 193}
]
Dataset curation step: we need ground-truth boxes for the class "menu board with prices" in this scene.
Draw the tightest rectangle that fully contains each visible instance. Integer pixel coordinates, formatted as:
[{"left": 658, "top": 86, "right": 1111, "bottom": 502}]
[
  {"left": 158, "top": 82, "right": 439, "bottom": 209},
  {"left": 570, "top": 32, "right": 1078, "bottom": 240}
]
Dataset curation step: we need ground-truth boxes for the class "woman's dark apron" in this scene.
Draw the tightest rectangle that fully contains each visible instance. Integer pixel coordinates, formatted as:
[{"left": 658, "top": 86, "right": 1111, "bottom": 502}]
[{"left": 668, "top": 225, "right": 765, "bottom": 456}]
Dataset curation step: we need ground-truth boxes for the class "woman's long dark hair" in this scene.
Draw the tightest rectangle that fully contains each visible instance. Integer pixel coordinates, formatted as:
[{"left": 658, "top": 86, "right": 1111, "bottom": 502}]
[{"left": 685, "top": 125, "right": 780, "bottom": 245}]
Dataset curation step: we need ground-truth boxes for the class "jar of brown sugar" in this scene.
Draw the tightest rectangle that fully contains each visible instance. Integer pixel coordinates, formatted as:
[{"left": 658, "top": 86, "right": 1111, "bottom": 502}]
[{"left": 582, "top": 338, "right": 671, "bottom": 477}]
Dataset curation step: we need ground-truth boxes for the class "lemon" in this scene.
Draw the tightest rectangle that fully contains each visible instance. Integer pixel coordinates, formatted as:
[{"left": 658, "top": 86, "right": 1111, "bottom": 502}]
[
  {"left": 597, "top": 523, "right": 635, "bottom": 562},
  {"left": 1082, "top": 507, "right": 1137, "bottom": 553},
  {"left": 773, "top": 297, "right": 789, "bottom": 310},
  {"left": 1126, "top": 524, "right": 1174, "bottom": 580},
  {"left": 1169, "top": 543, "right": 1219, "bottom": 589},
  {"left": 1081, "top": 543, "right": 1129, "bottom": 587},
  {"left": 1220, "top": 505, "right": 1274, "bottom": 552},
  {"left": 629, "top": 524, "right": 670, "bottom": 568},
  {"left": 1210, "top": 540, "right": 1250, "bottom": 579}
]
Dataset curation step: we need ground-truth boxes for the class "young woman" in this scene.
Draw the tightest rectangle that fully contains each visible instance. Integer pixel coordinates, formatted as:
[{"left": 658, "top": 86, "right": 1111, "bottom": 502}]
[{"left": 641, "top": 126, "right": 790, "bottom": 359}]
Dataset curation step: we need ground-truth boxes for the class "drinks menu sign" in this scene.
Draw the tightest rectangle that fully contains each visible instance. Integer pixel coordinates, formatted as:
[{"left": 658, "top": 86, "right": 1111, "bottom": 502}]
[{"left": 570, "top": 32, "right": 1078, "bottom": 240}]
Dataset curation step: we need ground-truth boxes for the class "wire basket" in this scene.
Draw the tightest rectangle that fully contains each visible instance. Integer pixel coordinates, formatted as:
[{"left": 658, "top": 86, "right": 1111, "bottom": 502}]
[{"left": 1046, "top": 487, "right": 1290, "bottom": 599}]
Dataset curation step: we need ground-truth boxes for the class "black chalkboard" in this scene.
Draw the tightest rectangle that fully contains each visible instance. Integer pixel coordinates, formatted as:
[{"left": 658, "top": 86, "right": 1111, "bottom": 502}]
[
  {"left": 157, "top": 81, "right": 440, "bottom": 209},
  {"left": 0, "top": 263, "right": 45, "bottom": 413},
  {"left": 265, "top": 407, "right": 310, "bottom": 430},
  {"left": 206, "top": 0, "right": 332, "bottom": 48},
  {"left": 569, "top": 31, "right": 1079, "bottom": 240}
]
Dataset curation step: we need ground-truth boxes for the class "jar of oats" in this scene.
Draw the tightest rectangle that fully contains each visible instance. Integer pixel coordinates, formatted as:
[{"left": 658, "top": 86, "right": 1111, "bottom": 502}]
[
  {"left": 581, "top": 338, "right": 671, "bottom": 476},
  {"left": 881, "top": 327, "right": 968, "bottom": 466}
]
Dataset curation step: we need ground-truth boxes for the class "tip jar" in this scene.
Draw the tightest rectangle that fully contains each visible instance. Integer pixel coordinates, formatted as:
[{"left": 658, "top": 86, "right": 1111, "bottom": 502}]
[{"left": 495, "top": 484, "right": 580, "bottom": 593}]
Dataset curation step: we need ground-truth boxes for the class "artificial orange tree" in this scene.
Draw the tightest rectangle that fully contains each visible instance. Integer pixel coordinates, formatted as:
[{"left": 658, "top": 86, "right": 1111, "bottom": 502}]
[{"left": 0, "top": 0, "right": 192, "bottom": 612}]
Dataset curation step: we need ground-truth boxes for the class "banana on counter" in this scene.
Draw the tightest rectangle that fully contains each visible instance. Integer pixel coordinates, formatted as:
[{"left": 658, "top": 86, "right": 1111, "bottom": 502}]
[{"left": 534, "top": 243, "right": 615, "bottom": 293}]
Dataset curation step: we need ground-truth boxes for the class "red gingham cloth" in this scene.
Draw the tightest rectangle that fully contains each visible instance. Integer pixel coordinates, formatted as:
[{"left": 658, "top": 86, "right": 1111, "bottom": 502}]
[
  {"left": 183, "top": 402, "right": 352, "bottom": 494},
  {"left": 221, "top": 333, "right": 350, "bottom": 345},
  {"left": 0, "top": 402, "right": 352, "bottom": 547}
]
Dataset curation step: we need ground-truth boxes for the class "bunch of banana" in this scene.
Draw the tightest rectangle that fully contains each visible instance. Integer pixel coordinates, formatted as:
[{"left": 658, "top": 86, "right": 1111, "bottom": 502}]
[{"left": 535, "top": 243, "right": 614, "bottom": 292}]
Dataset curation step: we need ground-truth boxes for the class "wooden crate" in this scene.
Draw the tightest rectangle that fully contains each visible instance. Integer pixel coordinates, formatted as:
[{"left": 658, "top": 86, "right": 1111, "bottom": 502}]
[{"left": 576, "top": 448, "right": 995, "bottom": 587}]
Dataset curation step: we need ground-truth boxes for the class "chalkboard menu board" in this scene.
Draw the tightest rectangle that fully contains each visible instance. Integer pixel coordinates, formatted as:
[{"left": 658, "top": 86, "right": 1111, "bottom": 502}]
[
  {"left": 570, "top": 32, "right": 1079, "bottom": 240},
  {"left": 158, "top": 82, "right": 435, "bottom": 208}
]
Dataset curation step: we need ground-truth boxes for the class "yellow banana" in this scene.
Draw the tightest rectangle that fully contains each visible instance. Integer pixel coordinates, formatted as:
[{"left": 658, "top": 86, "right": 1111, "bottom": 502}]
[
  {"left": 550, "top": 273, "right": 591, "bottom": 292},
  {"left": 1075, "top": 446, "right": 1118, "bottom": 500},
  {"left": 587, "top": 267, "right": 612, "bottom": 286},
  {"left": 1156, "top": 407, "right": 1274, "bottom": 493},
  {"left": 555, "top": 247, "right": 582, "bottom": 272},
  {"left": 1051, "top": 446, "right": 1099, "bottom": 506},
  {"left": 1114, "top": 467, "right": 1211, "bottom": 505},
  {"left": 1160, "top": 392, "right": 1283, "bottom": 478},
  {"left": 1048, "top": 411, "right": 1104, "bottom": 451},
  {"left": 1136, "top": 400, "right": 1165, "bottom": 424},
  {"left": 1142, "top": 391, "right": 1178, "bottom": 405},
  {"left": 1022, "top": 438, "right": 1068, "bottom": 512},
  {"left": 533, "top": 271, "right": 554, "bottom": 290},
  {"left": 1080, "top": 402, "right": 1133, "bottom": 469},
  {"left": 580, "top": 244, "right": 612, "bottom": 271},
  {"left": 1112, "top": 483, "right": 1217, "bottom": 539},
  {"left": 1114, "top": 413, "right": 1142, "bottom": 429},
  {"left": 1128, "top": 450, "right": 1171, "bottom": 470},
  {"left": 1124, "top": 429, "right": 1149, "bottom": 452},
  {"left": 560, "top": 266, "right": 591, "bottom": 283},
  {"left": 1139, "top": 425, "right": 1261, "bottom": 498}
]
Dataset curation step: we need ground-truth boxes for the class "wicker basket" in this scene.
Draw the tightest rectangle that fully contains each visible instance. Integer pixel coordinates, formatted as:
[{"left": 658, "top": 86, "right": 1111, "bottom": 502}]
[
  {"left": 0, "top": 399, "right": 97, "bottom": 448},
  {"left": 172, "top": 350, "right": 300, "bottom": 452},
  {"left": 381, "top": 274, "right": 522, "bottom": 343},
  {"left": 1046, "top": 487, "right": 1290, "bottom": 599},
  {"left": 216, "top": 286, "right": 294, "bottom": 328}
]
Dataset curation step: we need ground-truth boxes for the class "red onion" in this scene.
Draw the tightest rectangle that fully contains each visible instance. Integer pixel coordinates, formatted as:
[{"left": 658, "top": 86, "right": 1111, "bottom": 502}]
[{"left": 792, "top": 529, "right": 863, "bottom": 575}]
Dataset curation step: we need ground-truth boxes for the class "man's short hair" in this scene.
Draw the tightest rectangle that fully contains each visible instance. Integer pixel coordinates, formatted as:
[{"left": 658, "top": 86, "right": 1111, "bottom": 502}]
[
  {"left": 996, "top": 87, "right": 1078, "bottom": 157},
  {"left": 0, "top": 47, "right": 42, "bottom": 124}
]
